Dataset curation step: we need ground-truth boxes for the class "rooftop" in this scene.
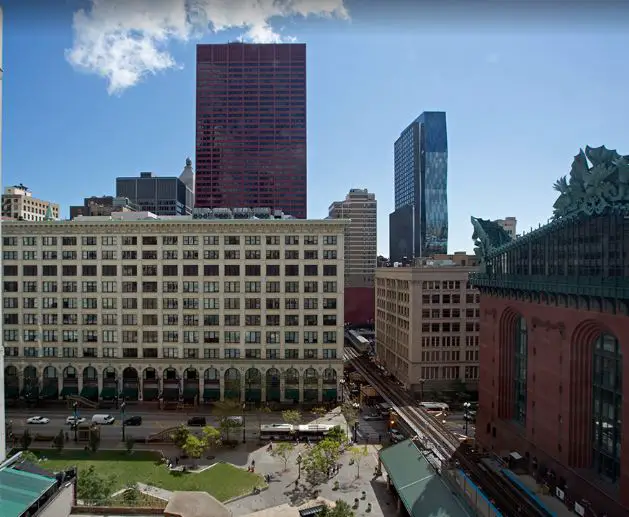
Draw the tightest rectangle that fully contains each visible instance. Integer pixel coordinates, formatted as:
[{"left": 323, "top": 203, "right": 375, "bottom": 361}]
[
  {"left": 0, "top": 458, "right": 57, "bottom": 517},
  {"left": 379, "top": 439, "right": 471, "bottom": 517}
]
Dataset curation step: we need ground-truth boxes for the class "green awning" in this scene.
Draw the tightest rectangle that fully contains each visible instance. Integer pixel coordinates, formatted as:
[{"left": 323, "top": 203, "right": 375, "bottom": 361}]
[
  {"left": 182, "top": 386, "right": 199, "bottom": 399},
  {"left": 142, "top": 387, "right": 159, "bottom": 401},
  {"left": 42, "top": 385, "right": 59, "bottom": 400},
  {"left": 162, "top": 387, "right": 179, "bottom": 401},
  {"left": 266, "top": 387, "right": 281, "bottom": 402},
  {"left": 60, "top": 386, "right": 79, "bottom": 397},
  {"left": 303, "top": 389, "right": 318, "bottom": 402},
  {"left": 245, "top": 389, "right": 261, "bottom": 402},
  {"left": 123, "top": 387, "right": 139, "bottom": 400},
  {"left": 100, "top": 386, "right": 117, "bottom": 400},
  {"left": 5, "top": 385, "right": 19, "bottom": 399},
  {"left": 323, "top": 388, "right": 337, "bottom": 402},
  {"left": 203, "top": 387, "right": 220, "bottom": 401},
  {"left": 81, "top": 386, "right": 98, "bottom": 400},
  {"left": 224, "top": 389, "right": 240, "bottom": 401},
  {"left": 284, "top": 388, "right": 299, "bottom": 402}
]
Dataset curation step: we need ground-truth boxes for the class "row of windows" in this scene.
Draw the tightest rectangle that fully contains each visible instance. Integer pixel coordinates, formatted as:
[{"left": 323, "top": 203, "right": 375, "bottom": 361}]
[
  {"left": 4, "top": 296, "right": 338, "bottom": 311},
  {"left": 3, "top": 264, "right": 338, "bottom": 277},
  {"left": 421, "top": 308, "right": 480, "bottom": 319},
  {"left": 420, "top": 350, "right": 479, "bottom": 362},
  {"left": 4, "top": 235, "right": 338, "bottom": 247},
  {"left": 6, "top": 313, "right": 339, "bottom": 327},
  {"left": 3, "top": 280, "right": 339, "bottom": 294},
  {"left": 5, "top": 346, "right": 339, "bottom": 360},
  {"left": 419, "top": 336, "right": 479, "bottom": 348},
  {"left": 4, "top": 249, "right": 338, "bottom": 261},
  {"left": 5, "top": 330, "right": 338, "bottom": 344}
]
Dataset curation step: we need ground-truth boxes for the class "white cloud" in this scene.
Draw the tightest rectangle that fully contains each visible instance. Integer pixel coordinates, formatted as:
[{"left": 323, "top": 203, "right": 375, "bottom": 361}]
[{"left": 66, "top": 0, "right": 349, "bottom": 95}]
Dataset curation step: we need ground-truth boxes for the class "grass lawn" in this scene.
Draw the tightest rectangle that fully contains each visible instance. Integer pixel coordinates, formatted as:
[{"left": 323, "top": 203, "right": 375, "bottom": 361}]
[{"left": 33, "top": 450, "right": 264, "bottom": 502}]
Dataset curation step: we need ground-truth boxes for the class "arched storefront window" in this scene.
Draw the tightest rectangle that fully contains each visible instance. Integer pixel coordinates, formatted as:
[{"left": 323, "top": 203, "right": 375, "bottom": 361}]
[
  {"left": 513, "top": 316, "right": 528, "bottom": 426},
  {"left": 592, "top": 333, "right": 622, "bottom": 484}
]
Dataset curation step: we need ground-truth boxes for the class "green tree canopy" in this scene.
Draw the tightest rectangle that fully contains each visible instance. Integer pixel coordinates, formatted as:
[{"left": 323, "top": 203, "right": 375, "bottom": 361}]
[
  {"left": 302, "top": 438, "right": 341, "bottom": 485},
  {"left": 282, "top": 409, "right": 302, "bottom": 426},
  {"left": 320, "top": 500, "right": 355, "bottom": 517},
  {"left": 77, "top": 465, "right": 115, "bottom": 504},
  {"left": 182, "top": 435, "right": 205, "bottom": 460},
  {"left": 271, "top": 442, "right": 295, "bottom": 471}
]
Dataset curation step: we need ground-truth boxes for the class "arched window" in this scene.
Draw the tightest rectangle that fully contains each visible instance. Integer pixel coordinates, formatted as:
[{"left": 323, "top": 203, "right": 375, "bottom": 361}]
[
  {"left": 513, "top": 316, "right": 528, "bottom": 426},
  {"left": 592, "top": 333, "right": 622, "bottom": 484}
]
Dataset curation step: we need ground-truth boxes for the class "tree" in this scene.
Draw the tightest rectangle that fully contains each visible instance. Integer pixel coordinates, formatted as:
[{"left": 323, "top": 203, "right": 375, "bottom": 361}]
[
  {"left": 212, "top": 400, "right": 243, "bottom": 442},
  {"left": 282, "top": 409, "right": 302, "bottom": 427},
  {"left": 182, "top": 435, "right": 205, "bottom": 462},
  {"left": 125, "top": 436, "right": 135, "bottom": 454},
  {"left": 171, "top": 424, "right": 191, "bottom": 451},
  {"left": 77, "top": 465, "right": 115, "bottom": 505},
  {"left": 20, "top": 451, "right": 38, "bottom": 463},
  {"left": 326, "top": 425, "right": 347, "bottom": 445},
  {"left": 122, "top": 483, "right": 139, "bottom": 505},
  {"left": 320, "top": 500, "right": 355, "bottom": 517},
  {"left": 53, "top": 430, "right": 65, "bottom": 452},
  {"left": 88, "top": 427, "right": 100, "bottom": 453},
  {"left": 20, "top": 429, "right": 32, "bottom": 450},
  {"left": 272, "top": 442, "right": 295, "bottom": 471},
  {"left": 302, "top": 438, "right": 341, "bottom": 486},
  {"left": 341, "top": 403, "right": 358, "bottom": 429},
  {"left": 202, "top": 425, "right": 221, "bottom": 452},
  {"left": 349, "top": 445, "right": 369, "bottom": 478}
]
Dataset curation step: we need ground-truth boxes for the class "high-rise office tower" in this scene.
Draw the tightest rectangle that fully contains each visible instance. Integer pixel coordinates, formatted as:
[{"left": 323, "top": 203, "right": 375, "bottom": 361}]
[
  {"left": 389, "top": 112, "right": 448, "bottom": 262},
  {"left": 195, "top": 43, "right": 307, "bottom": 218},
  {"left": 329, "top": 188, "right": 377, "bottom": 324}
]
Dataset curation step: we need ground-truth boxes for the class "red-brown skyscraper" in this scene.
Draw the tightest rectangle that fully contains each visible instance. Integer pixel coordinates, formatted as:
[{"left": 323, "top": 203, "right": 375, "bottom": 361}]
[{"left": 195, "top": 43, "right": 307, "bottom": 218}]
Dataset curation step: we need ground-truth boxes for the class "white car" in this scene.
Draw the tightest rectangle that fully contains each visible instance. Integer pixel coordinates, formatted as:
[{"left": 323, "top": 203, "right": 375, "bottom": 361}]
[
  {"left": 27, "top": 416, "right": 50, "bottom": 425},
  {"left": 66, "top": 416, "right": 86, "bottom": 426}
]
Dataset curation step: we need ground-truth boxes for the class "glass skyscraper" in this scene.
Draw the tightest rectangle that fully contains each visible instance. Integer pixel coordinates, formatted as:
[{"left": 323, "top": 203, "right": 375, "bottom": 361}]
[{"left": 389, "top": 111, "right": 448, "bottom": 262}]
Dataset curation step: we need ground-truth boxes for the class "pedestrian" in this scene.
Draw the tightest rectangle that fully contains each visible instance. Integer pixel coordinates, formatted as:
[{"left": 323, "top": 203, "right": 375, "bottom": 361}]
[{"left": 251, "top": 459, "right": 256, "bottom": 468}]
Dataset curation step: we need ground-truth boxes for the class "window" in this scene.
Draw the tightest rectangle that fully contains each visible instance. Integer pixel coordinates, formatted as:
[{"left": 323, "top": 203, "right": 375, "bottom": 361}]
[
  {"left": 513, "top": 316, "right": 528, "bottom": 426},
  {"left": 592, "top": 333, "right": 623, "bottom": 484}
]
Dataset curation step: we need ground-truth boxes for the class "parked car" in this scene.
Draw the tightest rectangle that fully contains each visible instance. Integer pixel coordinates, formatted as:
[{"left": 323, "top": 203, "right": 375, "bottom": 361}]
[
  {"left": 362, "top": 413, "right": 385, "bottom": 421},
  {"left": 27, "top": 416, "right": 50, "bottom": 425},
  {"left": 124, "top": 416, "right": 142, "bottom": 426},
  {"left": 187, "top": 416, "right": 207, "bottom": 427},
  {"left": 66, "top": 416, "right": 86, "bottom": 426}
]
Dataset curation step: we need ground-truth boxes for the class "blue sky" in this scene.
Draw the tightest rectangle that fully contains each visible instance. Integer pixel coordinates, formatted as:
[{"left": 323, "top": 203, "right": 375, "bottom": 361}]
[{"left": 3, "top": 0, "right": 628, "bottom": 255}]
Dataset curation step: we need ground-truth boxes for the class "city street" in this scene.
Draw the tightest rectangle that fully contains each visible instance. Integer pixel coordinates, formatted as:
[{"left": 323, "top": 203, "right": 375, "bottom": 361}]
[{"left": 6, "top": 407, "right": 311, "bottom": 440}]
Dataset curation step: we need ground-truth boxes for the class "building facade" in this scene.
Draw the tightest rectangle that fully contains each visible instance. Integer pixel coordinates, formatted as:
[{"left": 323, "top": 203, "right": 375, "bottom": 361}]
[
  {"left": 470, "top": 146, "right": 629, "bottom": 515},
  {"left": 389, "top": 112, "right": 448, "bottom": 262},
  {"left": 195, "top": 43, "right": 307, "bottom": 218},
  {"left": 328, "top": 188, "right": 377, "bottom": 324},
  {"left": 374, "top": 256, "right": 480, "bottom": 397},
  {"left": 493, "top": 216, "right": 517, "bottom": 239},
  {"left": 1, "top": 213, "right": 346, "bottom": 405},
  {"left": 116, "top": 164, "right": 194, "bottom": 216},
  {"left": 1, "top": 185, "right": 60, "bottom": 222},
  {"left": 69, "top": 196, "right": 138, "bottom": 219}
]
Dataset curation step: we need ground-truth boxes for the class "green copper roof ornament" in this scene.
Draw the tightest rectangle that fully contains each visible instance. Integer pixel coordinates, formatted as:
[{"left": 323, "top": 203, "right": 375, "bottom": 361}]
[
  {"left": 44, "top": 204, "right": 55, "bottom": 221},
  {"left": 470, "top": 217, "right": 512, "bottom": 269},
  {"left": 552, "top": 145, "right": 629, "bottom": 219}
]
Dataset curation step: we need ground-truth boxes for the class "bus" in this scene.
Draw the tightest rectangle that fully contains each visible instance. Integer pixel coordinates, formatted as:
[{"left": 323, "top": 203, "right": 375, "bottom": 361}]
[
  {"left": 296, "top": 424, "right": 335, "bottom": 442},
  {"left": 419, "top": 402, "right": 449, "bottom": 413},
  {"left": 259, "top": 423, "right": 294, "bottom": 441}
]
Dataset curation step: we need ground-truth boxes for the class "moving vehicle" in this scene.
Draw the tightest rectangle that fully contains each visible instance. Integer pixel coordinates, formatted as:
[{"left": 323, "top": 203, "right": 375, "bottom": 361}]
[
  {"left": 66, "top": 416, "right": 86, "bottom": 426},
  {"left": 419, "top": 402, "right": 450, "bottom": 413},
  {"left": 92, "top": 414, "right": 115, "bottom": 425},
  {"left": 296, "top": 424, "right": 335, "bottom": 442},
  {"left": 390, "top": 430, "right": 405, "bottom": 443},
  {"left": 187, "top": 416, "right": 207, "bottom": 427},
  {"left": 124, "top": 416, "right": 142, "bottom": 426},
  {"left": 27, "top": 416, "right": 50, "bottom": 425},
  {"left": 362, "top": 413, "right": 385, "bottom": 421},
  {"left": 260, "top": 423, "right": 294, "bottom": 441}
]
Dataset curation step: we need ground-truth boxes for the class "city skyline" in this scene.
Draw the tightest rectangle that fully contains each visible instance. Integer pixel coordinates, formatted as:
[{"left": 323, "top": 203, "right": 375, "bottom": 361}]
[{"left": 2, "top": 2, "right": 628, "bottom": 255}]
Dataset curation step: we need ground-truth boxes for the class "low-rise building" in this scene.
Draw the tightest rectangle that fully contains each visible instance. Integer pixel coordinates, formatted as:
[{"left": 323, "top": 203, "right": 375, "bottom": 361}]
[
  {"left": 375, "top": 255, "right": 480, "bottom": 397},
  {"left": 69, "top": 196, "right": 138, "bottom": 219},
  {"left": 1, "top": 209, "right": 347, "bottom": 405},
  {"left": 1, "top": 184, "right": 60, "bottom": 221}
]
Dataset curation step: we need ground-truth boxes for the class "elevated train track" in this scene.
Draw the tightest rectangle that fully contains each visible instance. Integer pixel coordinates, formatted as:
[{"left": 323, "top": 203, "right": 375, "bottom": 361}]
[{"left": 344, "top": 347, "right": 552, "bottom": 517}]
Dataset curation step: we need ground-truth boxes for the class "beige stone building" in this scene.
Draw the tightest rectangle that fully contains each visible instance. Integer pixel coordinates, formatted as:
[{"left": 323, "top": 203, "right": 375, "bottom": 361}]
[
  {"left": 374, "top": 255, "right": 480, "bottom": 396},
  {"left": 1, "top": 185, "right": 60, "bottom": 221},
  {"left": 328, "top": 188, "right": 377, "bottom": 288},
  {"left": 493, "top": 216, "right": 517, "bottom": 238},
  {"left": 1, "top": 211, "right": 347, "bottom": 405}
]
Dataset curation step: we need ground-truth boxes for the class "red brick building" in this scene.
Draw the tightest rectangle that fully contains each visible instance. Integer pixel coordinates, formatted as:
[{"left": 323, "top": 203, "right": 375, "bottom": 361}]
[{"left": 470, "top": 146, "right": 629, "bottom": 516}]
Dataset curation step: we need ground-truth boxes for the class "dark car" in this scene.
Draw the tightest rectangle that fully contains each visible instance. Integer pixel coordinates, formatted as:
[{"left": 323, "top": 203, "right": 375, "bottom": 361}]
[
  {"left": 124, "top": 416, "right": 142, "bottom": 426},
  {"left": 187, "top": 416, "right": 207, "bottom": 427}
]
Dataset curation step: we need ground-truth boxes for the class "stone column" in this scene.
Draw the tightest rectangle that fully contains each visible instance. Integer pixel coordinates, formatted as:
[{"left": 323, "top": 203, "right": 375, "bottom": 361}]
[
  {"left": 219, "top": 375, "right": 225, "bottom": 402},
  {"left": 77, "top": 373, "right": 83, "bottom": 393},
  {"left": 299, "top": 376, "right": 304, "bottom": 403},
  {"left": 240, "top": 375, "right": 246, "bottom": 403},
  {"left": 279, "top": 375, "right": 286, "bottom": 402},
  {"left": 261, "top": 376, "right": 267, "bottom": 403},
  {"left": 97, "top": 373, "right": 103, "bottom": 399},
  {"left": 317, "top": 377, "right": 323, "bottom": 403},
  {"left": 199, "top": 377, "right": 204, "bottom": 406}
]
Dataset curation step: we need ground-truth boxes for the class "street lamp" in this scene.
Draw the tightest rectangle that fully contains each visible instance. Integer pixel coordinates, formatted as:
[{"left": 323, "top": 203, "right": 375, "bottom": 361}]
[
  {"left": 120, "top": 401, "right": 126, "bottom": 442},
  {"left": 296, "top": 454, "right": 303, "bottom": 479},
  {"left": 463, "top": 402, "right": 471, "bottom": 436},
  {"left": 418, "top": 378, "right": 425, "bottom": 402},
  {"left": 72, "top": 402, "right": 79, "bottom": 442},
  {"left": 339, "top": 378, "right": 346, "bottom": 403}
]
